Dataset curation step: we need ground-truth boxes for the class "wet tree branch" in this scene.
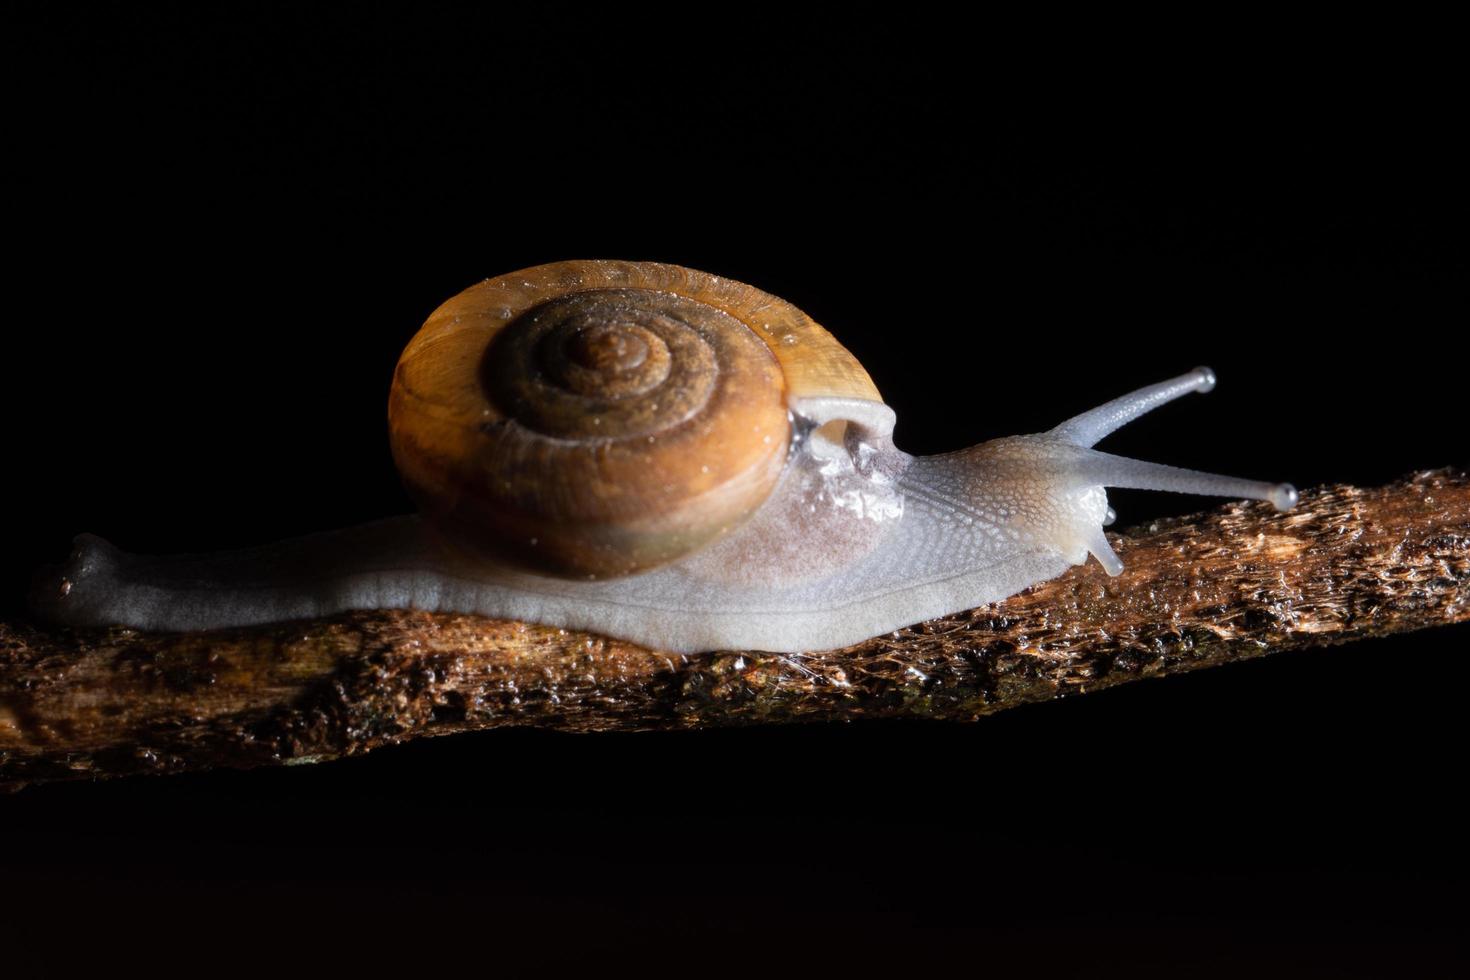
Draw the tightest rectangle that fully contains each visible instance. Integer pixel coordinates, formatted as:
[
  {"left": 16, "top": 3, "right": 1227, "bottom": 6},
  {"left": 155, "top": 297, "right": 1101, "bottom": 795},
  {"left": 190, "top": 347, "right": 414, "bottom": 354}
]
[{"left": 2, "top": 469, "right": 1466, "bottom": 789}]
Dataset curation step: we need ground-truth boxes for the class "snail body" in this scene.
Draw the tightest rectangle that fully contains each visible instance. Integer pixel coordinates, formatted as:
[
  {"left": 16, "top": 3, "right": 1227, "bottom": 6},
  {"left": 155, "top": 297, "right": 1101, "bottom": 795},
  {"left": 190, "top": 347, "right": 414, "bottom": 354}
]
[{"left": 37, "top": 260, "right": 1297, "bottom": 653}]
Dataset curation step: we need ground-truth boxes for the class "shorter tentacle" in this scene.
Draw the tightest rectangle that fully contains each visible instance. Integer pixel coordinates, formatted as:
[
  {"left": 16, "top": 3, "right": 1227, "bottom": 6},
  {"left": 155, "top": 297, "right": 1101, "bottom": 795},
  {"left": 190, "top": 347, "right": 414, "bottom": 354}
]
[
  {"left": 1084, "top": 526, "right": 1125, "bottom": 577},
  {"left": 1049, "top": 366, "right": 1217, "bottom": 448}
]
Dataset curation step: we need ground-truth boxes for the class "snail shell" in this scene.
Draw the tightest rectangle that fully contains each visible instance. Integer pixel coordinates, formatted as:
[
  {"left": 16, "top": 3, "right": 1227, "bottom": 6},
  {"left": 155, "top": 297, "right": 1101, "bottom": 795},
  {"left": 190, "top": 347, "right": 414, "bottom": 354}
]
[
  {"left": 35, "top": 260, "right": 1298, "bottom": 653},
  {"left": 388, "top": 260, "right": 879, "bottom": 578}
]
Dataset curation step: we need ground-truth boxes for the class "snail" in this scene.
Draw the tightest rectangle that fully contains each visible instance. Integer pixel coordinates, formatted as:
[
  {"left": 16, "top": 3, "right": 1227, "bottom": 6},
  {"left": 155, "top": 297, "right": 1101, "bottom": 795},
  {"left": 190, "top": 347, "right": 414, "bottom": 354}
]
[{"left": 34, "top": 259, "right": 1297, "bottom": 654}]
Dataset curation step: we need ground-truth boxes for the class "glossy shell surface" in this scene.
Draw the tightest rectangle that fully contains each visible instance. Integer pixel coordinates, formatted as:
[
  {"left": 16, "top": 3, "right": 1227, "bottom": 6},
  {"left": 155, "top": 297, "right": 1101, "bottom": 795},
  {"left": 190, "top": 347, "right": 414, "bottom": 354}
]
[{"left": 388, "top": 260, "right": 881, "bottom": 577}]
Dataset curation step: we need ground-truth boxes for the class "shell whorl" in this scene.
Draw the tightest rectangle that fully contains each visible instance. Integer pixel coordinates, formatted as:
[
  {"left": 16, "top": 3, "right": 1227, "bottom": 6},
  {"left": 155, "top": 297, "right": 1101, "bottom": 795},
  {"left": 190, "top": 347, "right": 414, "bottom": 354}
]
[{"left": 388, "top": 260, "right": 882, "bottom": 578}]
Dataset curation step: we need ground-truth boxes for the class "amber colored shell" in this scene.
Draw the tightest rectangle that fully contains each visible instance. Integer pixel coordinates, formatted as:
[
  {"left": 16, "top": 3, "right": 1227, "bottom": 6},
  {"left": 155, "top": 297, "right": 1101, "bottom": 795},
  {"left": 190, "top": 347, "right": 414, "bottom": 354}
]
[{"left": 388, "top": 260, "right": 882, "bottom": 578}]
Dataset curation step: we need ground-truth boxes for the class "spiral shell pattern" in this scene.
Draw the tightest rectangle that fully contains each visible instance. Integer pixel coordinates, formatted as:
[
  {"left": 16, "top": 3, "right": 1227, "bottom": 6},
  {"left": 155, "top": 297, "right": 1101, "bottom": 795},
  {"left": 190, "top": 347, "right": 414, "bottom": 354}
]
[{"left": 389, "top": 260, "right": 881, "bottom": 578}]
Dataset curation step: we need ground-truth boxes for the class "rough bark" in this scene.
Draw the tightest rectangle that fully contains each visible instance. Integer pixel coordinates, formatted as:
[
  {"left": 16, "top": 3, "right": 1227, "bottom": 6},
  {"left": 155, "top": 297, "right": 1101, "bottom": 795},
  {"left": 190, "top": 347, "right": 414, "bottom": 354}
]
[{"left": 1, "top": 469, "right": 1466, "bottom": 789}]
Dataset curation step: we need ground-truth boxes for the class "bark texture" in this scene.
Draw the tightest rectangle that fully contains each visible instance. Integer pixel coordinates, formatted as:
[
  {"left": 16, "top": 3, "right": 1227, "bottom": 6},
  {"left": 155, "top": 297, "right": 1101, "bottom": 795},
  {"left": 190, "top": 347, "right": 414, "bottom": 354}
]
[{"left": 2, "top": 469, "right": 1466, "bottom": 789}]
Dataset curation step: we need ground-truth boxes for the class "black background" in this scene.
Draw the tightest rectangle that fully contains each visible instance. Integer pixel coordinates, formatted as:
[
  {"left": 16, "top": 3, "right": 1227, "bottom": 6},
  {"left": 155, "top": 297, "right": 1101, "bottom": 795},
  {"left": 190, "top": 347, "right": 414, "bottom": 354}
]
[{"left": 3, "top": 8, "right": 1466, "bottom": 976}]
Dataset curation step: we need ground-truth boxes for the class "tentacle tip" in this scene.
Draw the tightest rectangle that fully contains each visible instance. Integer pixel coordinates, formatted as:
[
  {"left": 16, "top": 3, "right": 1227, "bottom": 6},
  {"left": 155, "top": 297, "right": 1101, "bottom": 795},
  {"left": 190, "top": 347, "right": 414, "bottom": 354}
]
[
  {"left": 1192, "top": 365, "right": 1217, "bottom": 393},
  {"left": 1269, "top": 483, "right": 1299, "bottom": 512}
]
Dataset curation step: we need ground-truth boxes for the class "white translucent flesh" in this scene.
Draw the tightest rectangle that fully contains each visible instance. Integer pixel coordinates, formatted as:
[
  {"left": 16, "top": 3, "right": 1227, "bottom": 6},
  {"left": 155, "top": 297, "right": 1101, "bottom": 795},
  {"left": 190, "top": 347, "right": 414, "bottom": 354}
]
[
  {"left": 1049, "top": 366, "right": 1217, "bottom": 448},
  {"left": 36, "top": 481, "right": 1076, "bottom": 655},
  {"left": 1068, "top": 449, "right": 1300, "bottom": 512},
  {"left": 38, "top": 370, "right": 1297, "bottom": 654}
]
